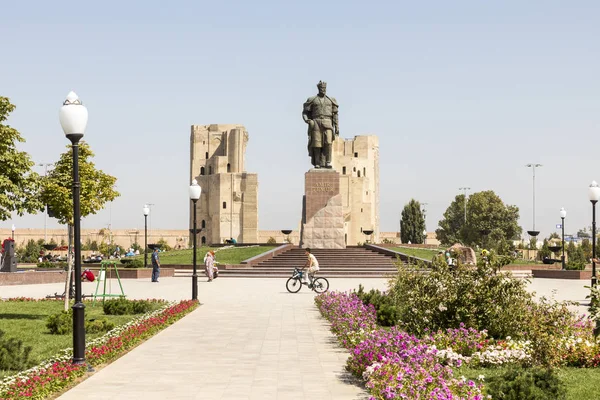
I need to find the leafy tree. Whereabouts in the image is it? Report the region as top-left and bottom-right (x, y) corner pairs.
(40, 142), (119, 226)
(39, 142), (119, 309)
(0, 97), (43, 220)
(538, 239), (552, 261)
(548, 232), (560, 240)
(400, 199), (426, 244)
(437, 191), (521, 251)
(435, 194), (466, 246)
(581, 238), (592, 261)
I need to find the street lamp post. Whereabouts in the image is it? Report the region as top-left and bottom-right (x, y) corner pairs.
(11, 224), (15, 240)
(59, 91), (88, 365)
(423, 229), (428, 245)
(143, 205), (150, 269)
(189, 179), (202, 301)
(589, 181), (600, 288)
(459, 187), (470, 223)
(526, 164), (542, 237)
(560, 207), (566, 270)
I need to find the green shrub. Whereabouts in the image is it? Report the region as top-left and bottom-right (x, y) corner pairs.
(131, 300), (153, 314)
(103, 298), (154, 315)
(266, 237), (276, 245)
(46, 311), (72, 335)
(120, 258), (144, 268)
(85, 318), (115, 334)
(388, 254), (532, 338)
(0, 330), (33, 371)
(36, 261), (66, 269)
(355, 284), (399, 327)
(486, 367), (566, 400)
(103, 297), (132, 315)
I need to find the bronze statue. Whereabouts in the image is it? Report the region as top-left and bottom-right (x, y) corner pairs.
(302, 81), (339, 168)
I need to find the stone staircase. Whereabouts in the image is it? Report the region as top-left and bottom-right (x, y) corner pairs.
(174, 246), (401, 278)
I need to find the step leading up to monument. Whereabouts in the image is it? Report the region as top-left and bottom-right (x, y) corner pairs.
(174, 246), (401, 278)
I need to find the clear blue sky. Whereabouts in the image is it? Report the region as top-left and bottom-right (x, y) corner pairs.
(2, 0), (600, 238)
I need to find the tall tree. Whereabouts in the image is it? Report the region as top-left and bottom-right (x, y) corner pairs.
(437, 190), (521, 250)
(40, 141), (119, 309)
(0, 97), (43, 220)
(435, 194), (466, 246)
(400, 199), (426, 244)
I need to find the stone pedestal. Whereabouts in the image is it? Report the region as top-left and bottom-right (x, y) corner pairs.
(300, 169), (345, 249)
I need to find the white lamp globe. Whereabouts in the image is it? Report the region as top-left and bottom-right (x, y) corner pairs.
(560, 207), (567, 219)
(189, 179), (201, 200)
(589, 181), (600, 202)
(59, 91), (88, 136)
(143, 205), (150, 216)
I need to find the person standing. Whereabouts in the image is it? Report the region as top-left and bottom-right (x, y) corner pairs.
(151, 247), (161, 282)
(205, 251), (215, 282)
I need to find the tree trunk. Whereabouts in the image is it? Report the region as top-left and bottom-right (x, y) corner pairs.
(64, 224), (74, 311)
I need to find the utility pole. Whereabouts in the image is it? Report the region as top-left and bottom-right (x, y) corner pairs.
(526, 164), (542, 232)
(38, 163), (53, 243)
(459, 187), (470, 223)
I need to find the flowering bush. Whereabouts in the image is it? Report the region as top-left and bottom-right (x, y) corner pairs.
(316, 292), (485, 399)
(0, 300), (198, 400)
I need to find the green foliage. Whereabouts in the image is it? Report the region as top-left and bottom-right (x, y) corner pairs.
(82, 238), (99, 251)
(131, 242), (142, 252)
(85, 318), (115, 334)
(0, 97), (43, 221)
(581, 239), (592, 261)
(548, 232), (560, 240)
(120, 258), (144, 268)
(266, 237), (276, 244)
(567, 242), (586, 270)
(17, 239), (43, 263)
(355, 284), (400, 327)
(388, 256), (532, 338)
(39, 142), (119, 226)
(46, 311), (72, 335)
(538, 239), (552, 260)
(400, 199), (426, 244)
(103, 298), (153, 315)
(436, 191), (521, 251)
(486, 367), (566, 400)
(0, 330), (33, 372)
(155, 238), (172, 251)
(36, 261), (66, 269)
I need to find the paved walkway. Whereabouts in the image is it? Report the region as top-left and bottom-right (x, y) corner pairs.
(43, 278), (386, 400)
(1, 276), (591, 399)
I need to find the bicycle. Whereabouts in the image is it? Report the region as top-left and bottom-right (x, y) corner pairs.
(286, 267), (329, 293)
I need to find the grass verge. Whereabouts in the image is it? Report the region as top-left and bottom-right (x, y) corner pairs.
(139, 246), (276, 265)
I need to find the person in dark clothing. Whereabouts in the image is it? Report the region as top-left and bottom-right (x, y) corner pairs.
(151, 248), (161, 282)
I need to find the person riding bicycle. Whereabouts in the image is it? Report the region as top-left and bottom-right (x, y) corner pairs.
(302, 248), (319, 287)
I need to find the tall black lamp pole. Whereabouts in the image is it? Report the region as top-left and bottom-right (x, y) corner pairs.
(143, 205), (149, 268)
(560, 207), (566, 270)
(59, 91), (88, 365)
(189, 179), (202, 300)
(589, 181), (600, 288)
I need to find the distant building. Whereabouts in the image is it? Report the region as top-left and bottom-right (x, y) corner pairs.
(189, 124), (259, 245)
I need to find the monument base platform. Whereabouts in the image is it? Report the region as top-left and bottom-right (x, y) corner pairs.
(300, 169), (345, 249)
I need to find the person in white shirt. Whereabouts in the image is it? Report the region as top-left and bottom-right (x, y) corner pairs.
(303, 248), (320, 287)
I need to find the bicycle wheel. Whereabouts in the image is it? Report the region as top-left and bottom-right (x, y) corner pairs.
(286, 277), (302, 293)
(312, 277), (329, 293)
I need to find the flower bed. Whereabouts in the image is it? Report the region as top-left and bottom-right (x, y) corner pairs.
(0, 299), (198, 400)
(316, 290), (600, 399)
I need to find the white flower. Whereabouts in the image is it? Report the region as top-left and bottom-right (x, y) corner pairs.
(478, 375), (485, 381)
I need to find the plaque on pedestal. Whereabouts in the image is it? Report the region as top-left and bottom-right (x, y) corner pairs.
(300, 169), (345, 249)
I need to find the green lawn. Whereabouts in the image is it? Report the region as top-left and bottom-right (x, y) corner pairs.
(0, 300), (161, 377)
(459, 366), (600, 400)
(142, 246), (276, 265)
(390, 247), (439, 260)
